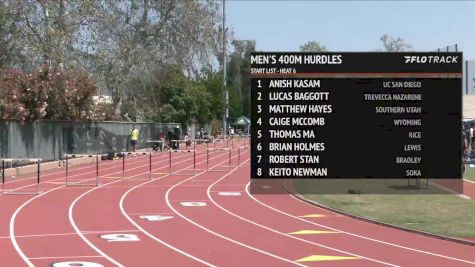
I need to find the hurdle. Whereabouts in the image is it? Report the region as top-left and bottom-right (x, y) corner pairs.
(207, 138), (230, 150)
(206, 147), (232, 172)
(120, 151), (153, 180)
(237, 146), (250, 166)
(236, 135), (250, 147)
(145, 140), (164, 151)
(228, 136), (249, 149)
(192, 138), (210, 144)
(64, 154), (105, 186)
(170, 139), (198, 150)
(1, 158), (42, 195)
(169, 149), (199, 175)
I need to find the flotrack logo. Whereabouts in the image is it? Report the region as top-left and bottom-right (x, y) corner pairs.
(404, 55), (459, 64)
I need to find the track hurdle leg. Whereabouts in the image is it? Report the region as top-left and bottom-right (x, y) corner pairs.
(65, 155), (69, 185)
(237, 146), (250, 167)
(121, 152), (151, 181)
(64, 154), (101, 186)
(1, 159), (5, 193)
(149, 152), (152, 181)
(36, 159), (40, 193)
(122, 154), (125, 180)
(169, 149), (198, 175)
(206, 148), (232, 172)
(238, 146), (242, 165)
(2, 158), (41, 195)
(169, 150), (172, 174)
(96, 155), (99, 186)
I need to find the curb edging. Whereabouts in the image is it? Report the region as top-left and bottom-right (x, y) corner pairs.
(283, 183), (475, 247)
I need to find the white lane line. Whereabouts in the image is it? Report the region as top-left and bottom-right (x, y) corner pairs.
(126, 212), (176, 216)
(207, 160), (398, 267)
(172, 200), (210, 202)
(0, 230), (141, 239)
(82, 230), (142, 234)
(210, 190), (244, 193)
(428, 181), (471, 199)
(176, 184), (215, 187)
(464, 179), (475, 185)
(9, 151), (186, 267)
(0, 233), (80, 239)
(165, 155), (309, 267)
(29, 255), (103, 260)
(248, 183), (475, 265)
(118, 151), (241, 267)
(68, 152), (210, 267)
(212, 184), (247, 187)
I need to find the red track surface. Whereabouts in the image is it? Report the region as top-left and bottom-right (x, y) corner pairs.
(1, 144), (475, 267)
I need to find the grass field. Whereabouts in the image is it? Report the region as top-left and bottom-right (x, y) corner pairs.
(296, 166), (475, 238)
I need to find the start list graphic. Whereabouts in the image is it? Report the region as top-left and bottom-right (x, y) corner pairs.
(251, 52), (462, 179)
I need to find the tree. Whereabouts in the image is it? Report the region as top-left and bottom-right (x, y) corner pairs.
(299, 41), (327, 52)
(122, 64), (214, 126)
(197, 69), (225, 120)
(92, 0), (223, 115)
(226, 39), (256, 121)
(5, 0), (99, 68)
(0, 65), (109, 121)
(0, 0), (228, 125)
(41, 66), (98, 121)
(0, 3), (20, 68)
(380, 34), (413, 52)
(0, 69), (32, 120)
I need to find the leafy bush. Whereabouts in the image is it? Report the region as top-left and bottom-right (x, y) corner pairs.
(0, 65), (120, 121)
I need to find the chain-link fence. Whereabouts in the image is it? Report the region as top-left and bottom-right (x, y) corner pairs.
(0, 120), (180, 161)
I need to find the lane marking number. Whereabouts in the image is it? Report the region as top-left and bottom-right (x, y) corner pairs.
(99, 234), (140, 242)
(179, 202), (207, 207)
(139, 215), (173, 221)
(52, 262), (104, 267)
(218, 192), (241, 196)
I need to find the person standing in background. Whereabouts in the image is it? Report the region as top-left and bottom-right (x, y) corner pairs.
(130, 125), (140, 152)
(185, 134), (191, 147)
(159, 131), (165, 151)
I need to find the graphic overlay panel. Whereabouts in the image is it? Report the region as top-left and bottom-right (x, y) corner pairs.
(250, 52), (463, 194)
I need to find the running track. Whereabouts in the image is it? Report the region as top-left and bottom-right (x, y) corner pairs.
(1, 145), (475, 266)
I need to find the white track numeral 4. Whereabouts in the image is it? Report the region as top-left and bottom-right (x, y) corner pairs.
(180, 202), (207, 207)
(100, 233), (140, 242)
(139, 215), (173, 221)
(218, 192), (241, 196)
(52, 262), (104, 267)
